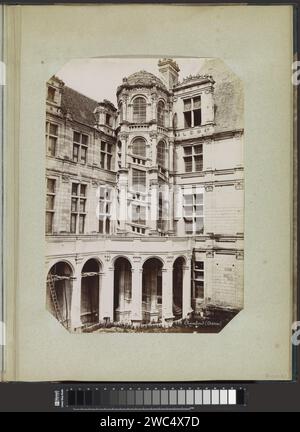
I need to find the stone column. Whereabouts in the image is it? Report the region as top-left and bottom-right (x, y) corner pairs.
(204, 184), (214, 234)
(119, 133), (128, 168)
(131, 260), (143, 325)
(116, 262), (126, 322)
(99, 259), (114, 322)
(149, 179), (158, 234)
(151, 92), (157, 122)
(150, 131), (157, 167)
(70, 257), (83, 331)
(182, 261), (193, 318)
(168, 139), (174, 172)
(162, 266), (174, 325)
(123, 93), (128, 122)
(204, 251), (214, 303)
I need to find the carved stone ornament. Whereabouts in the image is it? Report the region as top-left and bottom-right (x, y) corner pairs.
(236, 251), (244, 260)
(205, 184), (213, 192)
(235, 181), (244, 190)
(62, 174), (70, 183)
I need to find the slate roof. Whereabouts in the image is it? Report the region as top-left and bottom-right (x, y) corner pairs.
(117, 70), (168, 95)
(61, 86), (99, 127)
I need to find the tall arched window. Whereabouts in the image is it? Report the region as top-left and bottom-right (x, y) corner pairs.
(157, 141), (166, 167)
(133, 97), (146, 123)
(132, 137), (146, 158)
(157, 100), (165, 127)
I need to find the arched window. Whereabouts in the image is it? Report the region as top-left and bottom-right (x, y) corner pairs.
(132, 138), (146, 158)
(173, 113), (178, 129)
(157, 141), (166, 167)
(133, 97), (146, 123)
(157, 100), (165, 127)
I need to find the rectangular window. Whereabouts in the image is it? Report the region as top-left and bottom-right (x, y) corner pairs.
(73, 144), (79, 162)
(46, 178), (56, 234)
(194, 109), (202, 126)
(98, 186), (112, 234)
(193, 261), (204, 299)
(184, 111), (192, 128)
(100, 141), (113, 170)
(194, 155), (203, 172)
(183, 144), (203, 173)
(132, 168), (146, 192)
(47, 86), (55, 102)
(70, 182), (87, 234)
(183, 146), (192, 155)
(184, 156), (193, 173)
(46, 122), (58, 157)
(100, 153), (106, 169)
(105, 218), (110, 234)
(132, 204), (146, 225)
(46, 213), (54, 234)
(72, 131), (88, 164)
(183, 96), (202, 128)
(183, 188), (204, 235)
(184, 219), (193, 234)
(194, 281), (204, 299)
(70, 214), (77, 234)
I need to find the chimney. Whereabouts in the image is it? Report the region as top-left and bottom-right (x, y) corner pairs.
(158, 58), (180, 90)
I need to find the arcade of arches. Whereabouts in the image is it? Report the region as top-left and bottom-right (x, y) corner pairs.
(46, 255), (192, 330)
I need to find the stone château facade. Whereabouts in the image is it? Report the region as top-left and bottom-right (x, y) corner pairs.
(45, 58), (244, 332)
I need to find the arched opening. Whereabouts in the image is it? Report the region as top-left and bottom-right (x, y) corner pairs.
(81, 259), (101, 326)
(157, 100), (165, 127)
(173, 112), (178, 129)
(114, 257), (132, 322)
(46, 261), (73, 329)
(142, 258), (163, 323)
(132, 137), (146, 158)
(157, 140), (166, 167)
(132, 97), (146, 123)
(173, 257), (185, 319)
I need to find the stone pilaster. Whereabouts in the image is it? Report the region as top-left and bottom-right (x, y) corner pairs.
(162, 266), (174, 325)
(118, 171), (128, 231)
(149, 179), (158, 234)
(99, 261), (114, 322)
(150, 131), (157, 166)
(182, 262), (193, 318)
(131, 261), (143, 324)
(70, 257), (83, 331)
(119, 132), (128, 168)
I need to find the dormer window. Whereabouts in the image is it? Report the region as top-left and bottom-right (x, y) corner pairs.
(47, 86), (56, 102)
(183, 96), (202, 128)
(106, 113), (112, 126)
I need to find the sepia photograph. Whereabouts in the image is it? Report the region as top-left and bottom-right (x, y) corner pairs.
(45, 57), (244, 333)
